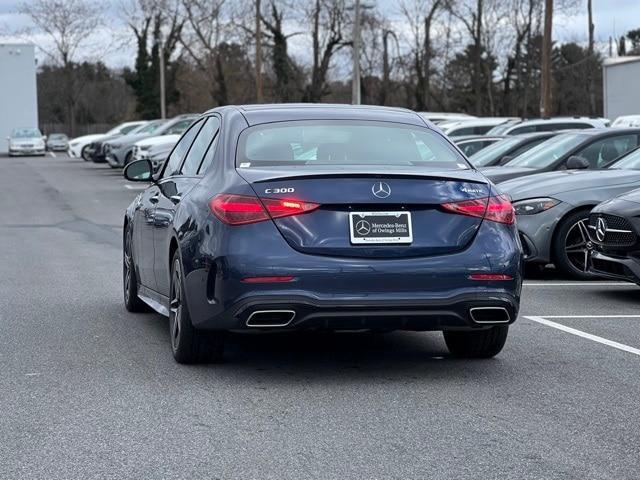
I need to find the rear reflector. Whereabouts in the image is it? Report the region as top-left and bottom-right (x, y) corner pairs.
(468, 274), (513, 281)
(441, 195), (515, 225)
(241, 276), (296, 283)
(210, 194), (319, 225)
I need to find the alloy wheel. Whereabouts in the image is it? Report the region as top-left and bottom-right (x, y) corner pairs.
(564, 218), (592, 273)
(169, 260), (182, 351)
(123, 230), (132, 303)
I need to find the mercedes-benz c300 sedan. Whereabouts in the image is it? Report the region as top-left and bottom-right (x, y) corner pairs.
(122, 104), (522, 364)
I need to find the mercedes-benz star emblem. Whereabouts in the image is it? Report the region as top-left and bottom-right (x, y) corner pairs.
(372, 182), (391, 199)
(596, 217), (607, 242)
(355, 220), (371, 236)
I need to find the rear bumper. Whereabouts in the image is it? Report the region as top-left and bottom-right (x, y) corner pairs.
(187, 288), (519, 331)
(588, 250), (640, 285)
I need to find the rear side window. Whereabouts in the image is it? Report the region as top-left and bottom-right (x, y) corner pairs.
(237, 121), (467, 170)
(162, 118), (204, 178)
(181, 116), (220, 176)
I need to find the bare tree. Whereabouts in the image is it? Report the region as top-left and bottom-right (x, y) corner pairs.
(178, 0), (230, 105)
(18, 0), (104, 134)
(304, 0), (349, 102)
(400, 0), (445, 110)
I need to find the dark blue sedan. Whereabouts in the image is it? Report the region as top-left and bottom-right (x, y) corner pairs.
(123, 104), (522, 363)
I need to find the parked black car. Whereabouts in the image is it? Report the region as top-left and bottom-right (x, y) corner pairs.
(481, 129), (640, 183)
(588, 188), (640, 285)
(469, 132), (559, 168)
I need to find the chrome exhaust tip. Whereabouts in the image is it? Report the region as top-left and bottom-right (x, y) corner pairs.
(469, 307), (511, 324)
(246, 310), (296, 328)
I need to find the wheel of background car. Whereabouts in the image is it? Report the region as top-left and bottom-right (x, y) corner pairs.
(123, 225), (150, 312)
(169, 252), (225, 364)
(124, 151), (132, 166)
(552, 209), (595, 280)
(81, 145), (91, 161)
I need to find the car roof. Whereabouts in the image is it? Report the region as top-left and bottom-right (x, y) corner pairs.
(206, 103), (428, 127)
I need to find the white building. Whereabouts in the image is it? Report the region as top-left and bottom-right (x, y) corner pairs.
(603, 56), (640, 121)
(0, 43), (38, 153)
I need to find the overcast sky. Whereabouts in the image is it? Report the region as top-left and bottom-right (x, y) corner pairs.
(1, 0), (639, 68)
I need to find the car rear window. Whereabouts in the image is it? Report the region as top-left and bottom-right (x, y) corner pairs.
(236, 121), (468, 169)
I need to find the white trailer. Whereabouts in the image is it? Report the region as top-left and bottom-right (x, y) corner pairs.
(603, 56), (640, 122)
(0, 43), (38, 154)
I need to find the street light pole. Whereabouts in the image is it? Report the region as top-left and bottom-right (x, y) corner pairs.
(351, 0), (361, 105)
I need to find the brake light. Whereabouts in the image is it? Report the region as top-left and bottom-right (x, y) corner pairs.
(441, 195), (515, 225)
(210, 194), (319, 225)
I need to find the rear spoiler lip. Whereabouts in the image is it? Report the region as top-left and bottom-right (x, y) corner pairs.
(236, 167), (488, 185)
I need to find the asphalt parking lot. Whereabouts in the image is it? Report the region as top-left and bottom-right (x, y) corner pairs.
(1, 153), (639, 479)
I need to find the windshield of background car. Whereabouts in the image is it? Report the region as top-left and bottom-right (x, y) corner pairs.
(505, 133), (586, 168)
(236, 121), (469, 169)
(609, 148), (640, 169)
(49, 134), (67, 140)
(12, 128), (42, 138)
(164, 119), (196, 135)
(486, 121), (520, 135)
(469, 137), (521, 166)
(136, 121), (165, 135)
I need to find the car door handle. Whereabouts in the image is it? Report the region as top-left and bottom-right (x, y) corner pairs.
(170, 195), (182, 205)
(149, 195), (160, 204)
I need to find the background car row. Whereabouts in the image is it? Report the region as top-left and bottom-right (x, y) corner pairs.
(60, 110), (640, 285)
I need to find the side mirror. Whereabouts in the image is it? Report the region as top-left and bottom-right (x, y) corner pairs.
(566, 155), (590, 170)
(42, 136), (47, 141)
(498, 155), (514, 166)
(124, 159), (154, 182)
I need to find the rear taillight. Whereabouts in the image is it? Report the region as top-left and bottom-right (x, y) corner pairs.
(441, 195), (515, 225)
(210, 194), (319, 225)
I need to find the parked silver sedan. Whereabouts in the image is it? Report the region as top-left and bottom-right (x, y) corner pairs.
(46, 133), (69, 151)
(500, 146), (640, 279)
(7, 127), (45, 156)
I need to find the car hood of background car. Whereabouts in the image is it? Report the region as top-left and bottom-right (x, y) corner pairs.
(135, 134), (180, 148)
(479, 166), (537, 183)
(501, 169), (640, 201)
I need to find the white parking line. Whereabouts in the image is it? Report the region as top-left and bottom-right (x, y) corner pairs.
(523, 282), (634, 286)
(525, 315), (640, 357)
(537, 315), (640, 319)
(124, 184), (147, 190)
(49, 151), (56, 158)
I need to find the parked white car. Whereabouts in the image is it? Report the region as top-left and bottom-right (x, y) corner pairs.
(7, 127), (46, 156)
(132, 134), (180, 162)
(612, 115), (640, 127)
(440, 118), (517, 137)
(417, 112), (477, 125)
(487, 117), (609, 135)
(68, 121), (147, 160)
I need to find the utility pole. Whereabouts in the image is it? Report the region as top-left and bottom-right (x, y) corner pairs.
(159, 37), (166, 119)
(255, 0), (263, 103)
(351, 0), (361, 105)
(540, 0), (553, 117)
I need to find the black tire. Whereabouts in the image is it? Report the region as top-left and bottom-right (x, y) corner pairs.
(552, 209), (595, 280)
(124, 151), (132, 167)
(169, 252), (225, 364)
(123, 225), (150, 312)
(443, 326), (509, 358)
(81, 145), (91, 161)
